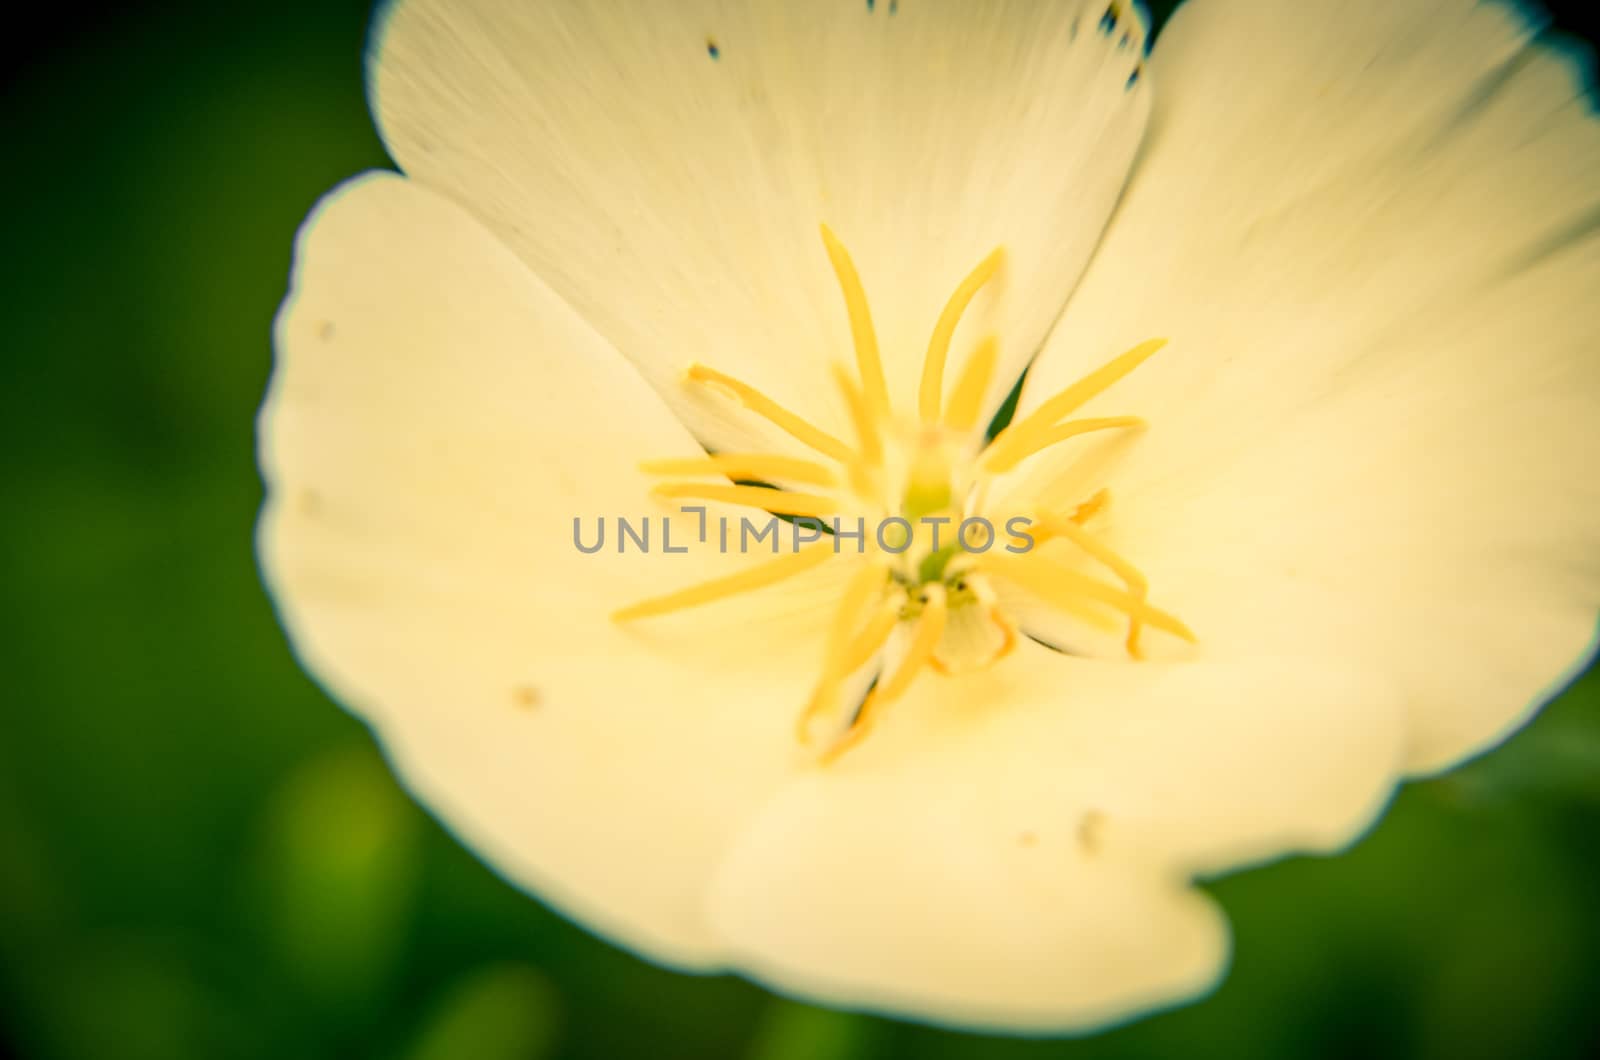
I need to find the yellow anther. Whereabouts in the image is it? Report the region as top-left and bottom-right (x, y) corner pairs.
(798, 567), (901, 744)
(835, 603), (902, 678)
(1030, 499), (1108, 546)
(920, 247), (1005, 423)
(983, 338), (1167, 471)
(686, 363), (854, 463)
(640, 454), (839, 488)
(830, 364), (882, 466)
(822, 585), (948, 763)
(1037, 514), (1152, 658)
(650, 482), (838, 518)
(611, 543), (835, 622)
(944, 335), (998, 432)
(822, 561), (892, 667)
(980, 416), (1146, 474)
(1070, 488), (1110, 525)
(988, 606), (1019, 662)
(829, 366), (884, 500)
(980, 552), (1195, 645)
(819, 224), (891, 418)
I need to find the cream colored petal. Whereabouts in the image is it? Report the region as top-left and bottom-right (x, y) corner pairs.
(259, 172), (862, 966)
(1010, 0), (1600, 773)
(709, 645), (1404, 1032)
(370, 0), (1151, 452)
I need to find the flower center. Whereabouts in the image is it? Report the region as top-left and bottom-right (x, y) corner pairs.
(615, 226), (1194, 761)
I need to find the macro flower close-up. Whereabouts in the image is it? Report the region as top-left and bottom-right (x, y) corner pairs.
(250, 0), (1600, 1039)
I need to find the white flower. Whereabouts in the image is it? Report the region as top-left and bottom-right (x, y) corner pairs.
(257, 0), (1600, 1034)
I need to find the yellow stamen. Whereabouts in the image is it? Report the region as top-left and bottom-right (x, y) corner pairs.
(797, 609), (900, 742)
(830, 365), (882, 466)
(635, 226), (1182, 759)
(686, 363), (853, 463)
(639, 454), (838, 488)
(822, 586), (948, 763)
(612, 542), (835, 622)
(828, 366), (883, 500)
(835, 604), (902, 678)
(1038, 515), (1152, 659)
(819, 224), (891, 418)
(1032, 494), (1111, 543)
(651, 482), (838, 518)
(1071, 488), (1110, 525)
(822, 562), (891, 667)
(944, 335), (998, 432)
(980, 416), (1146, 474)
(919, 248), (1006, 423)
(980, 552), (1195, 644)
(988, 605), (1019, 662)
(798, 579), (901, 744)
(983, 338), (1167, 471)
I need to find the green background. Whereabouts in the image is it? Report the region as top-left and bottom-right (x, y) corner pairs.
(3, 1), (1598, 1057)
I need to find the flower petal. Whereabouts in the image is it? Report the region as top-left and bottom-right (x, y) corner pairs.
(708, 646), (1403, 1031)
(259, 173), (854, 965)
(370, 0), (1151, 450)
(1014, 0), (1600, 773)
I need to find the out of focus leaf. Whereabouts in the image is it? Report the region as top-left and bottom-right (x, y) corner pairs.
(746, 1000), (879, 1060)
(246, 744), (422, 1009)
(28, 937), (256, 1060)
(400, 963), (561, 1060)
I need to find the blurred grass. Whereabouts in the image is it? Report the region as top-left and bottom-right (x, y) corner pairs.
(1, 1), (1597, 1058)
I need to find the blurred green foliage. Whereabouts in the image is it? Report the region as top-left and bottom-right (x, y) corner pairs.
(1, 1), (1597, 1057)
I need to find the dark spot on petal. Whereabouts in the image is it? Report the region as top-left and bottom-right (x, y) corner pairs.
(513, 685), (541, 709)
(706, 38), (720, 60)
(1078, 809), (1106, 856)
(1018, 830), (1038, 847)
(1126, 67), (1141, 89)
(1099, 9), (1116, 34)
(889, 0), (898, 13)
(866, 0), (874, 10)
(845, 674), (880, 725)
(1022, 630), (1078, 655)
